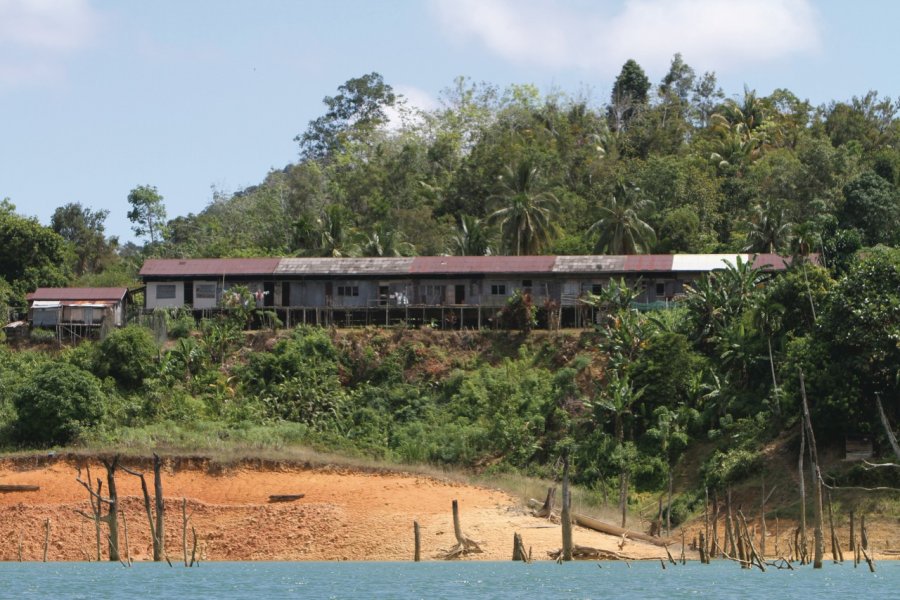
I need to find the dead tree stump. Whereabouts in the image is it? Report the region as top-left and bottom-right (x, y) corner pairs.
(439, 500), (482, 559)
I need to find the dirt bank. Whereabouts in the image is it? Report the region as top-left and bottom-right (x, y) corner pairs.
(0, 456), (671, 562)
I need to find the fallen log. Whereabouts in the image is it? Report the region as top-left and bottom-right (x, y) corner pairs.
(547, 545), (641, 561)
(566, 505), (677, 548)
(0, 484), (40, 493)
(268, 494), (306, 503)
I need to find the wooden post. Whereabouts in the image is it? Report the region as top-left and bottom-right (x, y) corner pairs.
(849, 511), (856, 555)
(561, 453), (573, 562)
(699, 532), (708, 564)
(43, 518), (51, 562)
(413, 521), (421, 562)
(189, 526), (199, 567)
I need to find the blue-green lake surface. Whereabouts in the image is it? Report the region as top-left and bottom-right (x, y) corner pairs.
(0, 560), (896, 599)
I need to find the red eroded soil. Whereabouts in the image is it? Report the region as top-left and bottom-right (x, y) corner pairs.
(0, 456), (668, 562)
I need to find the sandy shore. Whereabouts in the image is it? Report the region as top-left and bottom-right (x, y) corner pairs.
(0, 457), (672, 562)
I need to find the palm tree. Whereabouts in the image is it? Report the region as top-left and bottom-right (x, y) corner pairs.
(588, 182), (656, 254)
(448, 215), (492, 256)
(357, 226), (415, 257)
(594, 369), (644, 528)
(487, 160), (559, 255)
(743, 200), (792, 253)
(317, 205), (360, 257)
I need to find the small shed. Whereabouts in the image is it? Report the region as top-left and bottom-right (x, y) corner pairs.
(26, 287), (129, 329)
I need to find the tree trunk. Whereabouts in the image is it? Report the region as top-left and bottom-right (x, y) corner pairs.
(103, 457), (120, 562)
(561, 453), (573, 561)
(767, 336), (780, 416)
(875, 394), (900, 460)
(666, 466), (673, 538)
(760, 474), (767, 560)
(413, 521), (421, 562)
(798, 421), (808, 564)
(154, 454), (165, 562)
(799, 370), (824, 569)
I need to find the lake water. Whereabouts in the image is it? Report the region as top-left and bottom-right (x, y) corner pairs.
(0, 560), (896, 599)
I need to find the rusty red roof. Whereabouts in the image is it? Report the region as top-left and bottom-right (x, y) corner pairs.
(26, 287), (128, 302)
(622, 255), (675, 271)
(410, 256), (557, 274)
(140, 258), (281, 277)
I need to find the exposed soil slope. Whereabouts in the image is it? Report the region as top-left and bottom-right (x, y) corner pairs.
(0, 456), (670, 562)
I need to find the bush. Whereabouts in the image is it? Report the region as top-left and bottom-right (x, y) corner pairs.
(12, 362), (107, 446)
(96, 325), (158, 388)
(167, 309), (196, 339)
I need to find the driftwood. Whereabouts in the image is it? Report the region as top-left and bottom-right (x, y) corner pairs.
(547, 545), (639, 561)
(268, 494), (306, 503)
(439, 500), (483, 559)
(413, 521), (421, 562)
(0, 484), (40, 493)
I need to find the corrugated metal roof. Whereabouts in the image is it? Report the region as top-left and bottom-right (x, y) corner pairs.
(26, 287), (128, 301)
(623, 255), (675, 272)
(553, 256), (627, 273)
(139, 258), (281, 277)
(275, 257), (414, 276)
(410, 256), (556, 274)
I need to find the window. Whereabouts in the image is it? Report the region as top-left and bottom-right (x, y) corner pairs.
(522, 279), (532, 288)
(591, 284), (604, 294)
(491, 284), (507, 296)
(156, 284), (176, 299)
(196, 284), (216, 299)
(421, 284), (445, 303)
(337, 286), (359, 297)
(656, 282), (666, 296)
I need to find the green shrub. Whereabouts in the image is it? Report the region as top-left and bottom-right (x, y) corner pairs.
(29, 328), (56, 343)
(167, 309), (196, 339)
(12, 362), (107, 446)
(96, 325), (158, 388)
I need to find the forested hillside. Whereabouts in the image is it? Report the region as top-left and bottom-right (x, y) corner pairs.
(1, 58), (899, 523)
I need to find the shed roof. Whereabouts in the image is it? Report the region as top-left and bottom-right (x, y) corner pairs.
(140, 258), (281, 277)
(410, 256), (556, 274)
(26, 287), (128, 302)
(275, 257), (414, 276)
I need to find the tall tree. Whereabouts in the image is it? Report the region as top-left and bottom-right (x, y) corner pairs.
(127, 185), (167, 246)
(609, 59), (650, 131)
(487, 160), (559, 255)
(0, 199), (70, 300)
(296, 72), (397, 160)
(51, 203), (115, 276)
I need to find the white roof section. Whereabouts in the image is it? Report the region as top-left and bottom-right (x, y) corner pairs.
(670, 254), (748, 272)
(31, 301), (61, 309)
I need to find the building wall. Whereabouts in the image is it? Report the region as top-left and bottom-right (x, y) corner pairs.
(146, 281), (184, 309)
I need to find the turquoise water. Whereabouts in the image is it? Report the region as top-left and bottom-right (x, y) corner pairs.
(0, 560), (896, 599)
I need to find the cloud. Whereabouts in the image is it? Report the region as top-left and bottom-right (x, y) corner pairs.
(0, 0), (103, 86)
(384, 84), (440, 130)
(433, 0), (821, 76)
